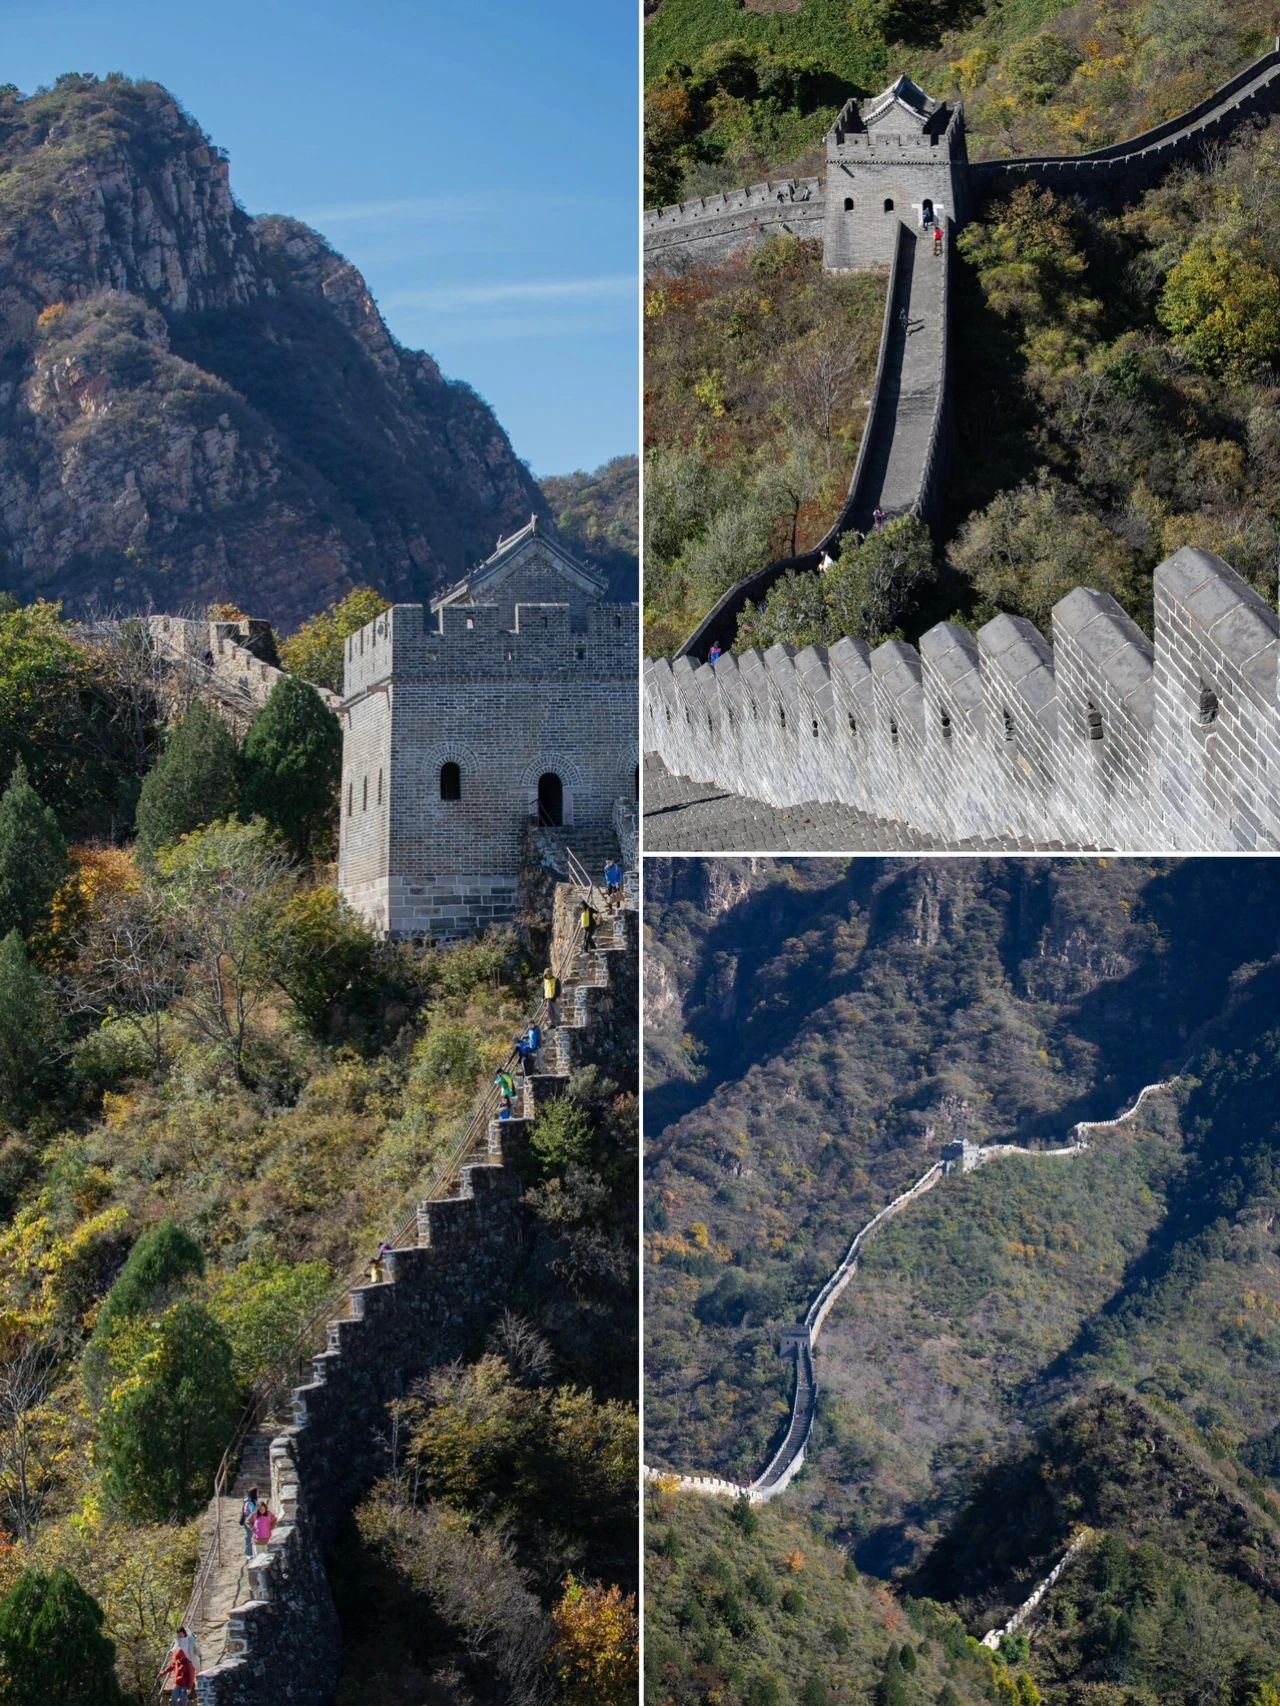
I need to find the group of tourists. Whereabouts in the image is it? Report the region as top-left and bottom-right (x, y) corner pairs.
(773, 183), (812, 203)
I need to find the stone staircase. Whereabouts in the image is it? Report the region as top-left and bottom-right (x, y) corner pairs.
(186, 884), (636, 1704)
(850, 223), (947, 530)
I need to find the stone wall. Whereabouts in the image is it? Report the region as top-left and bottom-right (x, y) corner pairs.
(645, 549), (1280, 851)
(643, 180), (823, 275)
(971, 44), (1280, 202)
(338, 598), (638, 939)
(146, 615), (340, 726)
(198, 889), (638, 1704)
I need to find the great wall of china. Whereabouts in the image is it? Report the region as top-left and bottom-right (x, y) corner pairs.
(643, 48), (1280, 849)
(644, 1073), (1179, 1509)
(177, 879), (637, 1706)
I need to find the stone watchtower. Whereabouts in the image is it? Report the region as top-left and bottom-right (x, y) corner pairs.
(338, 519), (638, 939)
(823, 74), (970, 271)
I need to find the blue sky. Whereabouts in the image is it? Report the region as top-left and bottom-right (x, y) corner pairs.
(4, 0), (638, 475)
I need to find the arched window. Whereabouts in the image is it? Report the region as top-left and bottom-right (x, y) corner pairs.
(537, 772), (564, 827)
(883, 197), (895, 212)
(844, 196), (854, 212)
(440, 761), (461, 801)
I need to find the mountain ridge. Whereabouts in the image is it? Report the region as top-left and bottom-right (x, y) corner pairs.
(0, 72), (634, 626)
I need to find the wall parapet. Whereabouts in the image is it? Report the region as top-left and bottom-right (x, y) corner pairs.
(645, 549), (1280, 851)
(191, 887), (638, 1705)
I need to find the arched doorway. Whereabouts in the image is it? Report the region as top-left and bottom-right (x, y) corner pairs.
(883, 197), (895, 212)
(843, 196), (854, 211)
(537, 771), (564, 826)
(922, 197), (934, 226)
(440, 761), (461, 801)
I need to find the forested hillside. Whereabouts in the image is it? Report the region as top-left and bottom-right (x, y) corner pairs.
(0, 594), (637, 1702)
(644, 857), (1280, 1706)
(644, 0), (1280, 654)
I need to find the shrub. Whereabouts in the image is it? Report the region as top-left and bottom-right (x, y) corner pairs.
(0, 1567), (123, 1705)
(530, 1097), (595, 1176)
(82, 1220), (205, 1406)
(279, 587), (389, 695)
(0, 759), (69, 939)
(0, 929), (64, 1122)
(273, 885), (378, 1036)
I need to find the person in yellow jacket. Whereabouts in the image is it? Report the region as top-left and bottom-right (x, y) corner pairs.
(543, 967), (559, 1027)
(580, 899), (596, 950)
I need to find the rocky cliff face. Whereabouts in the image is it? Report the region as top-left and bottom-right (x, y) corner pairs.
(0, 73), (559, 626)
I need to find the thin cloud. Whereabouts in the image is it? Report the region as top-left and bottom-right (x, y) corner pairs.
(385, 275), (635, 314)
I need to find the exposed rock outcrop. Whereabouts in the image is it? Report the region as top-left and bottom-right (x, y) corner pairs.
(0, 73), (553, 626)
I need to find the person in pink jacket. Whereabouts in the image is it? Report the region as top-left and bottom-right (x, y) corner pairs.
(252, 1500), (276, 1552)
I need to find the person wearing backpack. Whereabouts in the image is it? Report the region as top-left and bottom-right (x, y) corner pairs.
(580, 899), (596, 951)
(604, 859), (623, 909)
(240, 1485), (259, 1558)
(543, 967), (559, 1027)
(494, 1068), (516, 1118)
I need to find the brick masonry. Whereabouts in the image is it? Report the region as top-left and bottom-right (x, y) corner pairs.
(644, 548), (1280, 851)
(338, 521), (638, 939)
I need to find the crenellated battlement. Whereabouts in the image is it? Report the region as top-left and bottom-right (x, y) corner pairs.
(644, 549), (1280, 851)
(193, 887), (638, 1705)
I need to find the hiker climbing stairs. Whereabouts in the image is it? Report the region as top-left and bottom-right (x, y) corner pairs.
(176, 871), (636, 1703)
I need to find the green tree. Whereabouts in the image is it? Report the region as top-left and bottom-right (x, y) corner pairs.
(0, 930), (63, 1122)
(272, 885), (378, 1035)
(1158, 242), (1280, 377)
(0, 759), (68, 939)
(83, 1221), (205, 1406)
(134, 703), (241, 859)
(0, 1566), (123, 1706)
(279, 587), (389, 695)
(530, 1096), (595, 1176)
(97, 1298), (239, 1521)
(948, 476), (1142, 632)
(155, 818), (298, 1081)
(242, 676), (342, 857)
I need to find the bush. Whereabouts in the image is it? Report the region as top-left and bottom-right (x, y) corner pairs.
(83, 1219), (205, 1406)
(530, 1097), (595, 1176)
(410, 1023), (483, 1094)
(0, 929), (64, 1122)
(279, 587), (389, 695)
(207, 1253), (332, 1388)
(273, 885), (379, 1036)
(0, 758), (68, 939)
(0, 1566), (123, 1705)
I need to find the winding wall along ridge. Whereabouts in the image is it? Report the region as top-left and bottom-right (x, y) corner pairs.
(184, 887), (638, 1706)
(649, 47), (1280, 668)
(646, 1074), (1178, 1506)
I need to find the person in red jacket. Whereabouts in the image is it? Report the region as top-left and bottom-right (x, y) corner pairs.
(161, 1641), (197, 1706)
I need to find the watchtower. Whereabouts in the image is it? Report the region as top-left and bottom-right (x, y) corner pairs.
(823, 74), (970, 271)
(337, 519), (638, 940)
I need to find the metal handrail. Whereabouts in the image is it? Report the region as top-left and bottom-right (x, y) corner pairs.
(167, 861), (618, 1676)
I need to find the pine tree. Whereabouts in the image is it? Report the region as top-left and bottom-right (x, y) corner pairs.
(134, 702), (241, 858)
(0, 929), (63, 1121)
(0, 1566), (123, 1705)
(97, 1297), (239, 1521)
(241, 675), (342, 857)
(0, 758), (68, 938)
(82, 1220), (206, 1406)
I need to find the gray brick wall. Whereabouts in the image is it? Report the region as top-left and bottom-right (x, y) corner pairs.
(644, 549), (1280, 851)
(339, 537), (638, 939)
